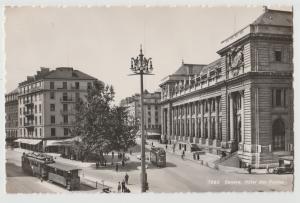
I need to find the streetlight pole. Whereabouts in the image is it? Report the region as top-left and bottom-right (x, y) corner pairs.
(129, 45), (153, 192)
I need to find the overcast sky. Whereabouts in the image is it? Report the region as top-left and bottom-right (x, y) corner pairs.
(5, 6), (292, 104)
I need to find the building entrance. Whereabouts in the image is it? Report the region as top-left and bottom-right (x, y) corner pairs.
(273, 119), (285, 151)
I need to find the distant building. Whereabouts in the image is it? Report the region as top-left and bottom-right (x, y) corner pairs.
(159, 8), (293, 167)
(16, 67), (98, 153)
(5, 88), (19, 144)
(120, 90), (161, 138)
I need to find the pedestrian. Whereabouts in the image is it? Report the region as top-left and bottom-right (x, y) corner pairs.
(40, 175), (43, 182)
(116, 163), (119, 172)
(266, 164), (269, 174)
(165, 144), (168, 150)
(193, 153), (196, 160)
(112, 151), (114, 159)
(248, 164), (252, 174)
(104, 159), (107, 167)
(125, 173), (129, 185)
(122, 159), (125, 167)
(121, 180), (126, 192)
(117, 182), (121, 193)
(197, 153), (200, 160)
(181, 150), (185, 160)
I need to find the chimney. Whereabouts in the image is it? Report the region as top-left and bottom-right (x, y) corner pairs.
(263, 6), (268, 13)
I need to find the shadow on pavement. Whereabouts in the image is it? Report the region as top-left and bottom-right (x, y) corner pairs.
(6, 162), (28, 178)
(92, 161), (177, 172)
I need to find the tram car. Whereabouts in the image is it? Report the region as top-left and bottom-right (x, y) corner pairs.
(21, 152), (81, 190)
(150, 147), (166, 167)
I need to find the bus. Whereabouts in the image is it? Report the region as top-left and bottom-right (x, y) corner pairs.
(150, 147), (166, 167)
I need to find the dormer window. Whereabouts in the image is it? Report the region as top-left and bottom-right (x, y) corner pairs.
(275, 50), (282, 62)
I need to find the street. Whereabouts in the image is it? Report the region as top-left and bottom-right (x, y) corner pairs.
(6, 146), (293, 193)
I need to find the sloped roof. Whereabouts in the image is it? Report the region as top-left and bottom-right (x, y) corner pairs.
(6, 88), (18, 95)
(252, 9), (292, 27)
(199, 58), (222, 75)
(19, 67), (97, 86)
(44, 67), (97, 80)
(173, 63), (206, 76)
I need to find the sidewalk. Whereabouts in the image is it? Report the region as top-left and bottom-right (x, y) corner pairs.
(148, 140), (269, 174)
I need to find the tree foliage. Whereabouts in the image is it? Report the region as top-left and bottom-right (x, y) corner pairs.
(70, 80), (136, 161)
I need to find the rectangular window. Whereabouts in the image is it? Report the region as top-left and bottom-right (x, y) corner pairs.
(40, 128), (42, 137)
(75, 82), (80, 89)
(35, 105), (37, 113)
(75, 92), (80, 101)
(87, 82), (92, 90)
(39, 104), (42, 113)
(276, 89), (282, 106)
(63, 82), (67, 89)
(35, 116), (37, 125)
(39, 116), (42, 124)
(50, 92), (55, 99)
(148, 105), (151, 110)
(275, 51), (282, 62)
(50, 82), (54, 89)
(51, 128), (56, 136)
(50, 104), (55, 111)
(51, 116), (55, 124)
(64, 128), (69, 136)
(63, 115), (68, 124)
(63, 92), (68, 101)
(19, 118), (22, 126)
(63, 104), (68, 111)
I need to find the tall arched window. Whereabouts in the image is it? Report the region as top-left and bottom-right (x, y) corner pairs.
(273, 119), (285, 151)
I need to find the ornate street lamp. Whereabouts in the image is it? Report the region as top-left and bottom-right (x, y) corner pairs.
(129, 45), (153, 192)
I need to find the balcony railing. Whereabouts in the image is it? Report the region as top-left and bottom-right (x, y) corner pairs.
(60, 97), (75, 103)
(24, 111), (34, 117)
(24, 100), (34, 106)
(24, 122), (34, 129)
(60, 109), (76, 115)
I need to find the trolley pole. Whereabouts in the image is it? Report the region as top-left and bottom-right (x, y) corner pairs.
(129, 45), (153, 192)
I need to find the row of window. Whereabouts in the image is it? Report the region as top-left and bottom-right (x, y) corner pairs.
(19, 93), (42, 105)
(51, 115), (69, 124)
(20, 116), (42, 126)
(50, 81), (92, 90)
(20, 104), (42, 115)
(19, 127), (69, 137)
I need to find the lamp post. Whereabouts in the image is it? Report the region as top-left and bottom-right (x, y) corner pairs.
(129, 45), (153, 192)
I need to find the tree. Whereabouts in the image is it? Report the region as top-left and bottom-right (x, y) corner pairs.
(71, 80), (115, 161)
(70, 80), (136, 162)
(108, 106), (137, 152)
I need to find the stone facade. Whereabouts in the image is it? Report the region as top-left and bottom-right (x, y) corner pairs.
(120, 90), (162, 136)
(17, 67), (97, 151)
(5, 88), (19, 142)
(159, 8), (293, 167)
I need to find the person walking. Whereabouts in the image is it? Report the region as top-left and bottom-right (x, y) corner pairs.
(181, 150), (185, 160)
(115, 163), (119, 172)
(247, 164), (252, 174)
(125, 173), (129, 185)
(117, 182), (121, 193)
(121, 179), (126, 192)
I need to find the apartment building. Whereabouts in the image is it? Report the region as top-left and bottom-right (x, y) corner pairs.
(16, 67), (97, 152)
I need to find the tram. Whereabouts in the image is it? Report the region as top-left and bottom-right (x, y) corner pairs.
(150, 147), (166, 167)
(21, 152), (81, 190)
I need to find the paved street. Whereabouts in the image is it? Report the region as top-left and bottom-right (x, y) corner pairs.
(6, 146), (293, 193)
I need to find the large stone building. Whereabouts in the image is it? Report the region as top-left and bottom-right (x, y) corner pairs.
(5, 88), (19, 144)
(120, 90), (162, 138)
(15, 67), (97, 152)
(159, 8), (293, 167)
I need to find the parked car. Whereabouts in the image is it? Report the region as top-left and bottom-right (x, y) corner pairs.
(190, 144), (201, 152)
(273, 156), (294, 174)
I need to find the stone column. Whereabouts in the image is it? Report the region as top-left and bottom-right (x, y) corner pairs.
(214, 97), (220, 147)
(229, 92), (237, 152)
(161, 107), (164, 140)
(239, 90), (245, 152)
(189, 103), (193, 142)
(207, 99), (212, 145)
(200, 100), (205, 144)
(229, 93), (235, 142)
(194, 101), (199, 143)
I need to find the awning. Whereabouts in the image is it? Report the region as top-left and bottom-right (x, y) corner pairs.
(14, 138), (42, 145)
(45, 136), (81, 147)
